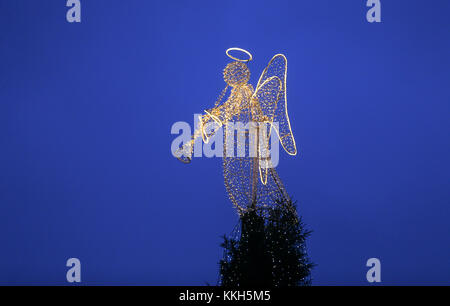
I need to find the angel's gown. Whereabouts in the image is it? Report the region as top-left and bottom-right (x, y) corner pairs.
(201, 83), (291, 215)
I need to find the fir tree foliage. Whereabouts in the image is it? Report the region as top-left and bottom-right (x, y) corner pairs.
(219, 197), (313, 286)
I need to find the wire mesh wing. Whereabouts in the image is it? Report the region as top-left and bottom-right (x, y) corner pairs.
(251, 76), (282, 184)
(255, 54), (297, 156)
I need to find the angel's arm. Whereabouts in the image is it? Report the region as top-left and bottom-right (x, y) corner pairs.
(175, 104), (226, 163)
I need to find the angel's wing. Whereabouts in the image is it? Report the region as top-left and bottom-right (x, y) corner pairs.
(255, 54), (297, 156)
(251, 75), (282, 184)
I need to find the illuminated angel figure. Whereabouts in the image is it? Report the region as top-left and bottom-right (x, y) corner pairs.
(175, 48), (297, 215)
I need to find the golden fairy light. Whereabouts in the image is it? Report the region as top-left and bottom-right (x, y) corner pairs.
(176, 48), (297, 214)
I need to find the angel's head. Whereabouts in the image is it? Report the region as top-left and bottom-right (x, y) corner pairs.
(223, 61), (250, 87)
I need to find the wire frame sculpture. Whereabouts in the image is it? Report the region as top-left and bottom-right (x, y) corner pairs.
(175, 48), (297, 215)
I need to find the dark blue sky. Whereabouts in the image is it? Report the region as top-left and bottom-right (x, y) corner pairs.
(0, 1), (449, 285)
